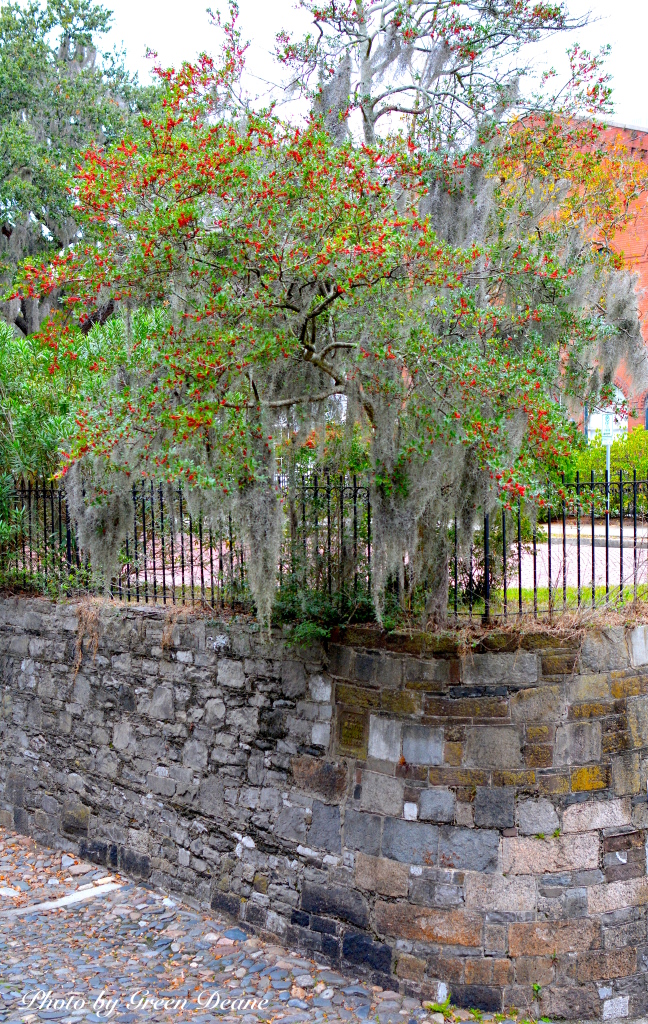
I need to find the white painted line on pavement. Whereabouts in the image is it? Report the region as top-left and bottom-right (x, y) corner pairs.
(0, 880), (122, 917)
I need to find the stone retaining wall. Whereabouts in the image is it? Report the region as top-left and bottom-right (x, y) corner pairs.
(1, 598), (648, 1019)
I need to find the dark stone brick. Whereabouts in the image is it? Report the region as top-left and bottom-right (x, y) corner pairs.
(286, 923), (323, 953)
(438, 825), (499, 872)
(118, 847), (151, 879)
(301, 881), (369, 928)
(474, 787), (515, 828)
(79, 838), (109, 867)
(259, 708), (287, 741)
(244, 903), (267, 927)
(320, 934), (341, 961)
(311, 914), (337, 934)
(328, 645), (354, 679)
(342, 932), (392, 974)
(291, 909), (310, 927)
(211, 890), (241, 918)
(343, 808), (381, 856)
(118, 684), (135, 711)
(13, 806), (30, 834)
(355, 653), (379, 684)
(381, 818), (438, 865)
(6, 771), (25, 805)
(308, 800), (341, 853)
(452, 986), (502, 1013)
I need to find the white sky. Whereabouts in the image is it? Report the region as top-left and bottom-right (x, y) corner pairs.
(102, 0), (648, 128)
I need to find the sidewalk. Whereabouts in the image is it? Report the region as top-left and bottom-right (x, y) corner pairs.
(0, 828), (430, 1024)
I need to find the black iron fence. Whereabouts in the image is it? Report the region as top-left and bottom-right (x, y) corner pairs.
(3, 470), (648, 621)
(0, 475), (372, 614)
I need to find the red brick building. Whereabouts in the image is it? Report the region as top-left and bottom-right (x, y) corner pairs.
(600, 124), (648, 428)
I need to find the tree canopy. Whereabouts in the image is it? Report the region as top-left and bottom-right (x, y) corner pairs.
(6, 3), (648, 623)
(0, 0), (154, 335)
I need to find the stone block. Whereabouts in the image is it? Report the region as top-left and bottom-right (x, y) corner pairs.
(464, 959), (493, 985)
(368, 715), (402, 762)
(464, 872), (536, 913)
(148, 685), (174, 720)
(217, 659), (245, 689)
(462, 652), (538, 685)
(425, 695), (508, 718)
(337, 708), (369, 757)
(571, 764), (609, 791)
(516, 797), (559, 836)
(147, 774), (176, 797)
(402, 725), (444, 766)
(342, 932), (392, 973)
(308, 800), (341, 853)
(119, 847), (151, 879)
(626, 695), (648, 747)
(438, 826), (499, 872)
(374, 901), (483, 946)
(464, 727), (522, 769)
(61, 798), (89, 835)
(381, 818), (438, 865)
(301, 881), (369, 928)
(182, 739), (208, 769)
(554, 722), (601, 766)
(381, 690), (420, 716)
(42, 795), (59, 815)
(344, 808), (381, 856)
(211, 890), (241, 917)
(513, 956), (555, 986)
(587, 876), (648, 914)
(474, 787), (515, 828)
(112, 720), (136, 754)
(395, 953), (426, 981)
(419, 787), (456, 823)
(204, 698), (226, 725)
(309, 675), (332, 702)
(360, 772), (404, 816)
(336, 683), (380, 709)
(292, 755), (347, 800)
(508, 919), (600, 957)
(603, 995), (629, 1020)
(562, 797), (631, 833)
(541, 652), (578, 675)
(568, 674), (611, 702)
(611, 752), (641, 796)
(581, 629), (628, 672)
(403, 657), (449, 684)
(275, 804), (309, 842)
(541, 985), (600, 1021)
(629, 625), (648, 667)
(375, 655), (402, 688)
(355, 852), (409, 897)
(328, 643), (354, 678)
(311, 722), (330, 747)
(354, 652), (380, 683)
(511, 685), (564, 722)
(451, 986), (501, 1013)
(502, 834), (598, 875)
(577, 949), (637, 982)
(408, 872), (464, 908)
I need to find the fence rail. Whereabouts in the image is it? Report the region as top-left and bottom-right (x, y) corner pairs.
(3, 470), (648, 621)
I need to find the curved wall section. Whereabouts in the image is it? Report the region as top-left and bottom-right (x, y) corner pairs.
(1, 599), (648, 1019)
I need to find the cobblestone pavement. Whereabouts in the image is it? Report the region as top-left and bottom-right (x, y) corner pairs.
(0, 829), (452, 1024)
